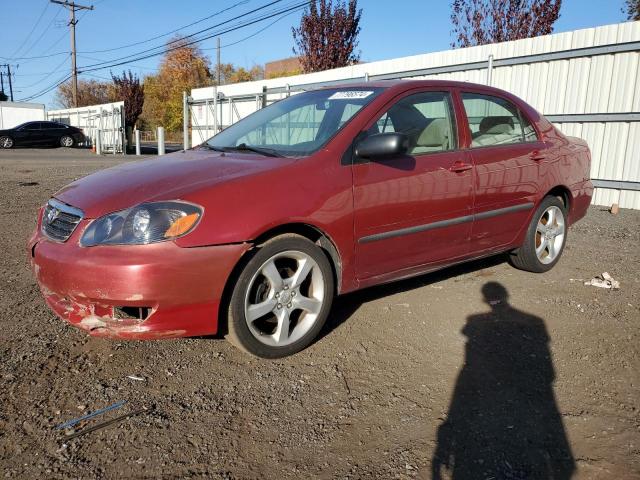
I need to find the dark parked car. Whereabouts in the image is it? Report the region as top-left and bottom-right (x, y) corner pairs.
(0, 121), (84, 148)
(29, 80), (593, 358)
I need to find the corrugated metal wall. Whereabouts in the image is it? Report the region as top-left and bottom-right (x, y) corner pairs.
(191, 21), (640, 209)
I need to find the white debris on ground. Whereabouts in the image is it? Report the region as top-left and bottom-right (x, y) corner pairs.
(584, 272), (620, 290)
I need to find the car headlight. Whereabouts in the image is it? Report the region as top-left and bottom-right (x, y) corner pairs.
(80, 201), (202, 246)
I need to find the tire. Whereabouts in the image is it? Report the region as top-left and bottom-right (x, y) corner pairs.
(60, 135), (74, 148)
(509, 196), (567, 273)
(226, 234), (335, 358)
(0, 136), (14, 149)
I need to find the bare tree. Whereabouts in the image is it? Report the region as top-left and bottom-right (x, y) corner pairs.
(451, 0), (562, 48)
(54, 79), (113, 108)
(292, 0), (362, 73)
(111, 70), (144, 128)
(623, 0), (640, 20)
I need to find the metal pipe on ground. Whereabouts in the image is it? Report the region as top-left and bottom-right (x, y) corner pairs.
(183, 91), (190, 151)
(157, 127), (165, 156)
(135, 129), (141, 156)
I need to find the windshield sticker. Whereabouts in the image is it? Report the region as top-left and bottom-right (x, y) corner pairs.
(328, 90), (374, 100)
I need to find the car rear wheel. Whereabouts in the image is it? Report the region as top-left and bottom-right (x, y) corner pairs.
(60, 135), (74, 147)
(509, 196), (567, 273)
(0, 136), (14, 149)
(226, 234), (334, 358)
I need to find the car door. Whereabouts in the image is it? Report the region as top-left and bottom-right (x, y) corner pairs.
(40, 122), (63, 145)
(460, 92), (545, 252)
(17, 122), (43, 146)
(352, 89), (474, 280)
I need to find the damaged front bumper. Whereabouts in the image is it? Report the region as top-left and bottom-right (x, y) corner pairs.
(28, 220), (250, 340)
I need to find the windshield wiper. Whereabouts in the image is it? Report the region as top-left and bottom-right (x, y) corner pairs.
(201, 144), (226, 152)
(225, 143), (283, 157)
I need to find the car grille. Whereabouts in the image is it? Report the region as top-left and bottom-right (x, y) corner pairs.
(42, 199), (84, 242)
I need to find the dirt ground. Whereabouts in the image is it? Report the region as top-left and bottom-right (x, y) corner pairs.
(1, 148), (638, 479)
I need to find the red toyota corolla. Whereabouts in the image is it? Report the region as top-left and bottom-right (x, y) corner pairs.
(28, 80), (593, 358)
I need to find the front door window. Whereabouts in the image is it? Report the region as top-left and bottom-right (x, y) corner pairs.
(367, 91), (456, 155)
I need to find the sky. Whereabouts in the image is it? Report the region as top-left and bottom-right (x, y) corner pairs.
(0, 0), (630, 107)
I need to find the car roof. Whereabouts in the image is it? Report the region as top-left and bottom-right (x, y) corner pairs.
(322, 79), (514, 96)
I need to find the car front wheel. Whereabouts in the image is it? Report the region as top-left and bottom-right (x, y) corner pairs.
(0, 136), (14, 149)
(60, 135), (74, 147)
(509, 196), (567, 273)
(226, 234), (334, 358)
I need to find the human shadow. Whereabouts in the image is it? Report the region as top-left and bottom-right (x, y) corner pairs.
(432, 282), (575, 480)
(319, 255), (509, 341)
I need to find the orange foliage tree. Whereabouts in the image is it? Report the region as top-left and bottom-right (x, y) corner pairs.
(140, 37), (212, 133)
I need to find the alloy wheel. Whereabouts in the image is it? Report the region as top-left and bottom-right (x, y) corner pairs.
(0, 136), (13, 148)
(535, 205), (565, 264)
(244, 250), (325, 347)
(61, 136), (73, 147)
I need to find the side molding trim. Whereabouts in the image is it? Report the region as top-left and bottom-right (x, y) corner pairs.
(358, 202), (534, 244)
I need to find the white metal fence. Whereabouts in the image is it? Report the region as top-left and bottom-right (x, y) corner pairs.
(47, 101), (126, 154)
(189, 21), (640, 210)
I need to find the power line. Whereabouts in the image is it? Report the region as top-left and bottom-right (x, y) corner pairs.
(19, 53), (70, 89)
(9, 2), (51, 59)
(50, 0), (94, 107)
(0, 51), (69, 61)
(26, 8), (91, 63)
(14, 0), (307, 103)
(78, 0), (289, 70)
(78, 0), (251, 54)
(79, 1), (307, 74)
(13, 8), (63, 61)
(205, 7), (298, 51)
(81, 72), (111, 81)
(19, 72), (72, 102)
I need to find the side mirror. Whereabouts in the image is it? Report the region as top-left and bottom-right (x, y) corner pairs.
(355, 132), (409, 160)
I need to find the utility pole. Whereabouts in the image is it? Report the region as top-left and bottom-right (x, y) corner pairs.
(0, 65), (14, 101)
(6, 65), (13, 101)
(50, 0), (94, 108)
(1, 65), (12, 101)
(216, 37), (221, 86)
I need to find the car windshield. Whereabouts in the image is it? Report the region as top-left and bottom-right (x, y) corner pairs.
(206, 87), (384, 157)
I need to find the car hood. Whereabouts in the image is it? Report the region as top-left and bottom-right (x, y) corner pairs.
(54, 149), (294, 218)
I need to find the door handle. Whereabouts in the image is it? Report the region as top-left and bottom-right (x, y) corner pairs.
(530, 150), (546, 161)
(449, 161), (473, 173)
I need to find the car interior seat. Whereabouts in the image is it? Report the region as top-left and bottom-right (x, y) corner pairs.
(473, 116), (517, 146)
(413, 118), (450, 154)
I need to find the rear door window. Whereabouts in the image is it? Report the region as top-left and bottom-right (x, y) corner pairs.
(42, 122), (64, 130)
(461, 93), (537, 147)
